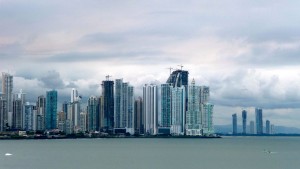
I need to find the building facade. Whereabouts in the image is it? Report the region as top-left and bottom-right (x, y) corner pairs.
(2, 72), (13, 128)
(46, 90), (57, 130)
(101, 80), (114, 133)
(161, 84), (172, 128)
(143, 84), (158, 135)
(185, 80), (201, 136)
(232, 113), (237, 135)
(255, 108), (263, 135)
(171, 86), (185, 135)
(242, 110), (247, 134)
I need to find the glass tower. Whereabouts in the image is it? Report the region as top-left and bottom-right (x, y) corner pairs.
(46, 90), (57, 130)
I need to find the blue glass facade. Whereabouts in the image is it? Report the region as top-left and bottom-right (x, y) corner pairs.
(46, 90), (57, 130)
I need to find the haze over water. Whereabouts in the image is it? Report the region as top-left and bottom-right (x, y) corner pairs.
(1, 137), (299, 169)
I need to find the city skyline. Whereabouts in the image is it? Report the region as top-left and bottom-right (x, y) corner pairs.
(1, 0), (300, 128)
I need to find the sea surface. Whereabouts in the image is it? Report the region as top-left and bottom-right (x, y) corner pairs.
(0, 137), (299, 169)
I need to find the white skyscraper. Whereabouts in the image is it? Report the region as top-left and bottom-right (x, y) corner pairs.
(143, 84), (158, 135)
(186, 79), (202, 136)
(71, 88), (79, 103)
(69, 88), (81, 132)
(171, 86), (185, 135)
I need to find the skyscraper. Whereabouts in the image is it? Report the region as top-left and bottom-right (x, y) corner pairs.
(134, 97), (143, 134)
(23, 102), (35, 131)
(171, 86), (185, 135)
(166, 70), (189, 88)
(200, 86), (210, 104)
(143, 84), (158, 135)
(255, 108), (263, 135)
(80, 112), (87, 132)
(36, 96), (46, 131)
(101, 79), (114, 133)
(12, 89), (26, 130)
(114, 79), (134, 132)
(62, 101), (68, 120)
(12, 99), (22, 130)
(166, 69), (189, 112)
(232, 113), (237, 135)
(202, 103), (214, 134)
(266, 120), (270, 134)
(71, 88), (79, 103)
(242, 110), (247, 135)
(0, 94), (7, 131)
(250, 121), (255, 134)
(160, 83), (172, 128)
(186, 79), (201, 136)
(46, 90), (57, 130)
(127, 86), (134, 131)
(88, 96), (97, 131)
(2, 72), (13, 128)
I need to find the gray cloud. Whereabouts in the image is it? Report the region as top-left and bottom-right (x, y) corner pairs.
(38, 70), (65, 89)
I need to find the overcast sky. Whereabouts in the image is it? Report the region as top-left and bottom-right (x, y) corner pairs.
(1, 0), (300, 128)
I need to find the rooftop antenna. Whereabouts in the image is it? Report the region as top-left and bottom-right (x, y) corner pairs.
(105, 75), (112, 81)
(178, 64), (183, 70)
(166, 67), (173, 74)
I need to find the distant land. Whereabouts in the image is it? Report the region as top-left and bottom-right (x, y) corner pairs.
(215, 125), (300, 134)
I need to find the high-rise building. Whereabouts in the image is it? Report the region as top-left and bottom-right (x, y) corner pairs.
(143, 84), (158, 135)
(166, 69), (189, 112)
(270, 124), (275, 134)
(171, 86), (185, 135)
(57, 111), (66, 132)
(242, 110), (247, 135)
(12, 99), (22, 130)
(185, 79), (201, 136)
(114, 79), (134, 132)
(2, 72), (13, 128)
(166, 70), (189, 88)
(200, 86), (210, 104)
(46, 90), (57, 130)
(23, 102), (36, 131)
(127, 86), (134, 131)
(62, 101), (68, 120)
(232, 113), (237, 135)
(202, 103), (214, 134)
(88, 96), (98, 132)
(36, 96), (46, 131)
(255, 108), (263, 135)
(161, 84), (172, 128)
(134, 97), (143, 134)
(12, 89), (26, 130)
(71, 88), (79, 103)
(0, 94), (7, 131)
(266, 120), (270, 134)
(80, 112), (87, 132)
(250, 121), (255, 134)
(101, 79), (114, 133)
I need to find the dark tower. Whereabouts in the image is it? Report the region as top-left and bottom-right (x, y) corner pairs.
(232, 113), (237, 135)
(101, 77), (114, 133)
(242, 110), (247, 135)
(166, 69), (189, 112)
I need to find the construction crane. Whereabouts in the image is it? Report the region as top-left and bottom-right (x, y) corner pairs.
(105, 75), (112, 81)
(178, 64), (184, 70)
(166, 67), (173, 74)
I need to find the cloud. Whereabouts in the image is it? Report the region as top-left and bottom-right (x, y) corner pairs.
(38, 70), (65, 89)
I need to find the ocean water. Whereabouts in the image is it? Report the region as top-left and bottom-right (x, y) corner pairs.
(0, 137), (299, 169)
